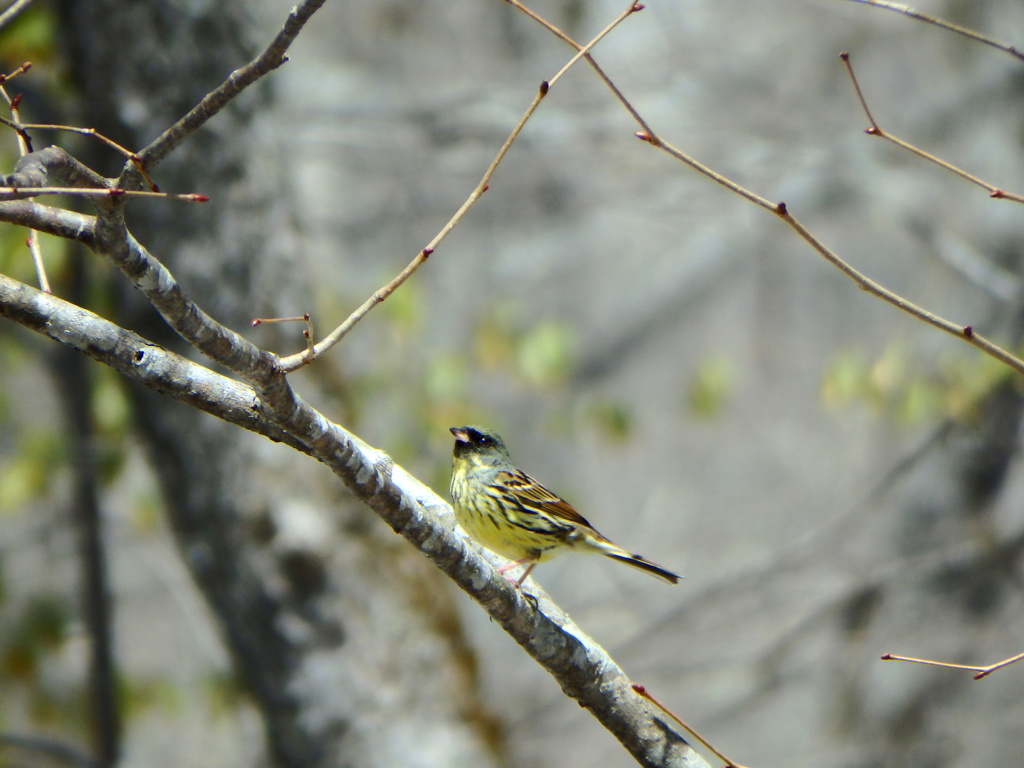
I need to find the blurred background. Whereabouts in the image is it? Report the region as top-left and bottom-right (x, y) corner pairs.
(1, 0), (1024, 766)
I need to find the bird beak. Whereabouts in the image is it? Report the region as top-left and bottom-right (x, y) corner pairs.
(450, 427), (470, 442)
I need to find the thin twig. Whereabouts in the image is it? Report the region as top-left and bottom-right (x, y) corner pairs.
(277, 0), (644, 372)
(506, 0), (657, 139)
(882, 650), (1024, 679)
(632, 684), (751, 768)
(0, 186), (208, 202)
(0, 60), (31, 88)
(0, 119), (161, 190)
(252, 313), (315, 361)
(133, 0), (328, 173)
(1, 63), (49, 292)
(510, 2), (1024, 379)
(777, 204), (1024, 375)
(841, 52), (1024, 204)
(839, 0), (1024, 63)
(510, 0), (774, 212)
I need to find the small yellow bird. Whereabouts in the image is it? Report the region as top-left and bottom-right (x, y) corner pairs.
(449, 425), (680, 586)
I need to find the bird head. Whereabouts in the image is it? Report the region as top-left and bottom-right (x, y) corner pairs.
(450, 425), (512, 466)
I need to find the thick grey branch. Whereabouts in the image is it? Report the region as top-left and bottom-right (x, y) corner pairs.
(0, 199), (95, 244)
(90, 201), (283, 375)
(0, 145), (111, 195)
(89, 195), (317, 440)
(0, 1), (700, 758)
(0, 272), (703, 767)
(0, 274), (307, 453)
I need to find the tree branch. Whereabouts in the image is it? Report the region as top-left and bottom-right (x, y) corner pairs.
(0, 271), (702, 768)
(0, 199), (95, 244)
(277, 0), (645, 371)
(0, 274), (307, 453)
(0, 145), (110, 190)
(511, 0), (1024, 379)
(134, 0), (329, 172)
(838, 0), (1024, 62)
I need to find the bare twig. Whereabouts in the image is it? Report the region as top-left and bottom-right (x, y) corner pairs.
(3, 146), (111, 192)
(506, 0), (657, 138)
(0, 60), (31, 88)
(841, 52), (1024, 204)
(776, 204), (1024, 375)
(838, 0), (1024, 63)
(133, 0), (328, 173)
(0, 184), (205, 201)
(91, 198), (288, 399)
(882, 650), (1024, 679)
(633, 684), (751, 768)
(24, 230), (47, 291)
(0, 118), (163, 190)
(252, 313), (315, 360)
(278, 0), (644, 371)
(1, 62), (49, 291)
(508, 2), (1024, 379)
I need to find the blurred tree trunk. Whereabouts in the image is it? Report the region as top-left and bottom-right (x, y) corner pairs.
(51, 3), (501, 766)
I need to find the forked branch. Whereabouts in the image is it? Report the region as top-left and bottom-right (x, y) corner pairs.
(508, 0), (1024, 378)
(276, 0), (646, 371)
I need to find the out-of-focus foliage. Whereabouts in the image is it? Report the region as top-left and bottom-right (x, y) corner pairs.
(0, 5), (57, 68)
(473, 302), (576, 387)
(822, 343), (1011, 424)
(586, 399), (633, 441)
(0, 429), (63, 515)
(0, 595), (68, 683)
(687, 353), (735, 419)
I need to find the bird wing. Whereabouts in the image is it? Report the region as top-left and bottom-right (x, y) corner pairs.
(495, 469), (594, 529)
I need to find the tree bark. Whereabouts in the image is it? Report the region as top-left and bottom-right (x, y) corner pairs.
(49, 3), (503, 766)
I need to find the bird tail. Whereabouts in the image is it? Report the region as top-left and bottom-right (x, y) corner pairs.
(605, 553), (680, 584)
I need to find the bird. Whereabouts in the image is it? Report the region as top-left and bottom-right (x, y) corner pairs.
(449, 425), (680, 587)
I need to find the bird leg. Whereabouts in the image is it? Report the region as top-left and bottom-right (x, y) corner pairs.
(497, 558), (537, 587)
